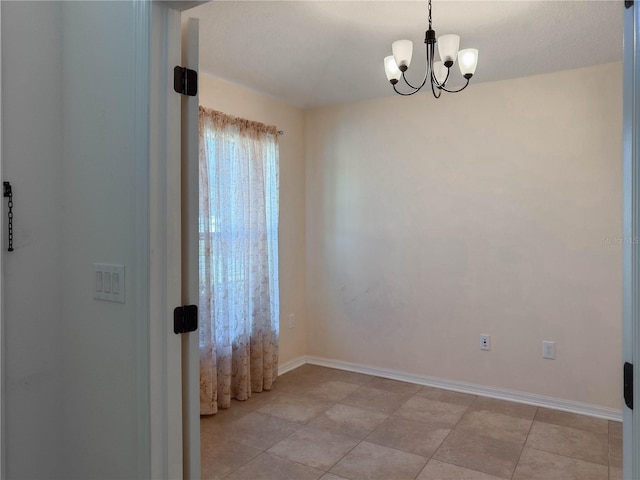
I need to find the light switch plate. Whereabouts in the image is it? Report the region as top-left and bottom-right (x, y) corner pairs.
(94, 263), (125, 303)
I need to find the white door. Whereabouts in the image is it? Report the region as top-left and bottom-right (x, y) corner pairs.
(180, 16), (201, 480)
(623, 2), (640, 479)
(149, 4), (201, 479)
(0, 5), (4, 477)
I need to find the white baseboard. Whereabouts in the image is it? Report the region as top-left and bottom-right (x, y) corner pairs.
(278, 355), (308, 375)
(284, 355), (622, 422)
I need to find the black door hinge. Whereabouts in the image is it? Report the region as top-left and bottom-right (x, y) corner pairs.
(174, 305), (198, 334)
(626, 0), (633, 9)
(624, 362), (633, 409)
(3, 182), (13, 252)
(174, 66), (198, 96)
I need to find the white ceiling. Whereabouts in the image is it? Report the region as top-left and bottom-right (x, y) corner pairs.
(187, 1), (624, 109)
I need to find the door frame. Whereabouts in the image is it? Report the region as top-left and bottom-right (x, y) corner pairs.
(623, 2), (640, 479)
(148, 2), (205, 479)
(148, 2), (183, 478)
(0, 3), (5, 478)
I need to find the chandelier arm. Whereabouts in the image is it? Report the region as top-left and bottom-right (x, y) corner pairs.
(392, 83), (423, 96)
(396, 41), (431, 92)
(431, 65), (451, 89)
(428, 42), (450, 90)
(439, 77), (471, 93)
(402, 69), (429, 91)
(429, 69), (442, 99)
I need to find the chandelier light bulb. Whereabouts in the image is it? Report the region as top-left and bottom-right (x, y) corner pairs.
(458, 48), (478, 78)
(384, 56), (402, 84)
(392, 40), (413, 71)
(437, 34), (460, 67)
(433, 61), (448, 85)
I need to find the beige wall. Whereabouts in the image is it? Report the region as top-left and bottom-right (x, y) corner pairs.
(199, 74), (308, 364)
(305, 63), (623, 410)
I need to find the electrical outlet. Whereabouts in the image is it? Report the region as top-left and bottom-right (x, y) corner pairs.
(542, 341), (555, 359)
(480, 334), (490, 351)
(288, 313), (295, 329)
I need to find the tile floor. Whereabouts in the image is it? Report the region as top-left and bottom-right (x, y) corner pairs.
(200, 364), (622, 480)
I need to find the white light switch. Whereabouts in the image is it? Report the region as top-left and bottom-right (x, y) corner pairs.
(103, 273), (111, 293)
(93, 263), (125, 303)
(112, 273), (120, 295)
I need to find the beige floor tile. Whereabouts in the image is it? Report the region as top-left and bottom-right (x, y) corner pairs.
(258, 395), (333, 423)
(322, 369), (375, 386)
(416, 459), (505, 480)
(455, 409), (532, 444)
(201, 430), (228, 455)
(609, 466), (623, 480)
(396, 395), (468, 427)
(308, 403), (388, 439)
(223, 452), (324, 480)
(609, 434), (622, 468)
(200, 392), (281, 435)
(320, 474), (349, 480)
(416, 386), (476, 406)
(512, 447), (608, 480)
(330, 441), (427, 480)
(223, 411), (301, 450)
(267, 425), (359, 470)
(201, 416), (225, 438)
(340, 385), (413, 415)
(230, 392), (285, 415)
(305, 380), (361, 402)
(270, 378), (311, 395)
(200, 440), (262, 480)
(367, 376), (422, 395)
(200, 406), (252, 435)
(468, 397), (537, 420)
(534, 407), (609, 435)
(283, 364), (331, 379)
(274, 369), (327, 392)
(609, 420), (622, 438)
(525, 421), (609, 465)
(432, 429), (522, 479)
(200, 375), (617, 480)
(366, 414), (451, 457)
(273, 374), (323, 393)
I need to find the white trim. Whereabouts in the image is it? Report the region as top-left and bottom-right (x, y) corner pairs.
(133, 1), (151, 478)
(278, 356), (309, 375)
(0, 2), (5, 476)
(623, 3), (640, 478)
(282, 355), (623, 422)
(180, 16), (200, 480)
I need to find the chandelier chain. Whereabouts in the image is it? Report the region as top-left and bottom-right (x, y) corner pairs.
(428, 0), (432, 30)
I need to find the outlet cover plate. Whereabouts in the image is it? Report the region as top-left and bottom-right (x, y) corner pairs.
(480, 334), (491, 351)
(543, 341), (555, 359)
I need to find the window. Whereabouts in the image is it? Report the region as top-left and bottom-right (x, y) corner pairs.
(198, 107), (280, 413)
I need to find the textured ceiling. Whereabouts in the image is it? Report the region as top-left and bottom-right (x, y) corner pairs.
(187, 1), (624, 109)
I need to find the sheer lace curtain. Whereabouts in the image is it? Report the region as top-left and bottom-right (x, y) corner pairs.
(199, 107), (280, 415)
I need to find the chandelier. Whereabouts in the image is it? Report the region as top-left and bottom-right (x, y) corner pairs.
(383, 0), (479, 98)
